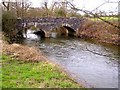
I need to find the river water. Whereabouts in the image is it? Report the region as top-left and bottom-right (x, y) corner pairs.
(23, 30), (119, 88)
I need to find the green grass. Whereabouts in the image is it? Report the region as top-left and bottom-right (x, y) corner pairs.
(2, 55), (82, 88)
(90, 16), (118, 21)
(0, 56), (2, 89)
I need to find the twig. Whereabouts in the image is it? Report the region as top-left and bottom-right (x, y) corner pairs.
(85, 46), (110, 57)
(67, 1), (119, 29)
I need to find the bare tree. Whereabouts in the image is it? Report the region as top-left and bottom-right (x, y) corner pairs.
(66, 1), (119, 29)
(2, 0), (10, 11)
(2, 0), (31, 18)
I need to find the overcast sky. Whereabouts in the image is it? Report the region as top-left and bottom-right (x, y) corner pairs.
(0, 0), (119, 14)
(29, 0), (118, 13)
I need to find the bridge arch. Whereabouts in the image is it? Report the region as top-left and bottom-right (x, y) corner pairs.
(18, 17), (82, 38)
(58, 25), (76, 37)
(62, 26), (76, 36)
(33, 29), (45, 38)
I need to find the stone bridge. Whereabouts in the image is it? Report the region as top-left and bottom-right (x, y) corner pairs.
(19, 17), (83, 37)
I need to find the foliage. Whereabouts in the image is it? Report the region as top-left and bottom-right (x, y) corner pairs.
(54, 8), (67, 17)
(2, 11), (24, 43)
(2, 1), (31, 18)
(2, 11), (17, 42)
(67, 12), (81, 18)
(2, 55), (82, 88)
(2, 11), (17, 32)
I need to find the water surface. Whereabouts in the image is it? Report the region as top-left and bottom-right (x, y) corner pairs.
(23, 30), (119, 88)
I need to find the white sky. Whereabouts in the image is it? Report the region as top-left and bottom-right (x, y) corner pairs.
(29, 0), (119, 13)
(0, 0), (119, 14)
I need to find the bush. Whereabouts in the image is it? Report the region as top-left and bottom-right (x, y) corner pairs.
(2, 11), (17, 32)
(2, 11), (23, 43)
(54, 8), (66, 17)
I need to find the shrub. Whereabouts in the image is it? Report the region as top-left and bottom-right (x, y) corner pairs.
(2, 11), (23, 43)
(54, 8), (66, 17)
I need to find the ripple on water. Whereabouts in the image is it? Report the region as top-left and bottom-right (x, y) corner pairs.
(23, 33), (119, 88)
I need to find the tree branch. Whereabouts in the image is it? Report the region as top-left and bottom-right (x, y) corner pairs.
(85, 47), (110, 57)
(67, 1), (119, 29)
(2, 1), (10, 11)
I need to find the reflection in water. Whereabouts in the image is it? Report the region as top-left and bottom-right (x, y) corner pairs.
(23, 31), (119, 88)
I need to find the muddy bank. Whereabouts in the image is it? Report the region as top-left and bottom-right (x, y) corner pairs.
(78, 19), (120, 45)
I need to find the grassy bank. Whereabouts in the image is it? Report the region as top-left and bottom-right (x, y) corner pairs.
(90, 16), (118, 21)
(1, 37), (83, 88)
(78, 19), (120, 45)
(2, 55), (82, 88)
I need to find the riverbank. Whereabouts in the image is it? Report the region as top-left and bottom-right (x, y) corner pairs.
(1, 34), (83, 88)
(2, 55), (82, 88)
(78, 19), (120, 45)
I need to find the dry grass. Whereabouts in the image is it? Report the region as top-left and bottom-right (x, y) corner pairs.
(79, 19), (120, 45)
(1, 31), (47, 62)
(2, 43), (47, 62)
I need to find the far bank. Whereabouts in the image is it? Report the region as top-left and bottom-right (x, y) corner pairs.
(78, 19), (120, 45)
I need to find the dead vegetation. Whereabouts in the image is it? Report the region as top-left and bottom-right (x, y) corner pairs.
(1, 33), (47, 62)
(78, 19), (120, 45)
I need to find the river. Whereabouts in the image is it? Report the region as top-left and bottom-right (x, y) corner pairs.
(22, 30), (119, 88)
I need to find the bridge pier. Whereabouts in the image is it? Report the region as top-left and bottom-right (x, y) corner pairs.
(57, 27), (68, 37)
(45, 31), (51, 38)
